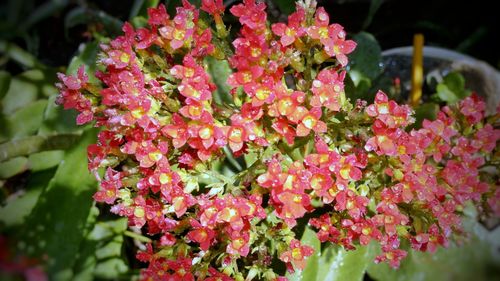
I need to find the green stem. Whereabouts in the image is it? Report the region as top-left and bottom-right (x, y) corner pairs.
(0, 134), (81, 162)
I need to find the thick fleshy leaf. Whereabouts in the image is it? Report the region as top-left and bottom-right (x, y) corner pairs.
(66, 41), (100, 83)
(63, 7), (123, 37)
(94, 258), (129, 279)
(274, 0), (296, 15)
(288, 228), (372, 281)
(129, 0), (160, 19)
(1, 69), (57, 115)
(315, 245), (371, 281)
(39, 95), (82, 135)
(19, 129), (98, 281)
(433, 72), (471, 104)
(367, 206), (500, 281)
(0, 41), (44, 69)
(4, 99), (47, 139)
(73, 214), (129, 281)
(28, 150), (64, 171)
(0, 134), (80, 162)
(0, 70), (11, 100)
(205, 56), (234, 105)
(409, 102), (439, 130)
(72, 206), (100, 281)
(348, 32), (382, 81)
(0, 168), (56, 228)
(0, 156), (28, 179)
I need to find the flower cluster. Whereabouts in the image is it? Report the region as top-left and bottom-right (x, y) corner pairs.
(56, 0), (500, 280)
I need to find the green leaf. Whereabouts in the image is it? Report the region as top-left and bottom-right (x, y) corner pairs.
(2, 73), (38, 114)
(409, 103), (439, 130)
(94, 258), (129, 279)
(435, 83), (458, 103)
(345, 72), (375, 102)
(95, 236), (124, 259)
(19, 129), (98, 281)
(88, 219), (128, 241)
(286, 227), (321, 281)
(1, 69), (57, 114)
(205, 56), (233, 105)
(0, 41), (43, 69)
(72, 205), (99, 281)
(367, 239), (500, 281)
(66, 41), (100, 83)
(0, 168), (56, 227)
(443, 72), (466, 94)
(27, 150), (64, 171)
(63, 7), (123, 37)
(348, 32), (382, 81)
(73, 236), (98, 281)
(367, 211), (500, 281)
(129, 0), (160, 19)
(275, 0), (296, 15)
(288, 228), (372, 281)
(315, 245), (371, 281)
(433, 72), (471, 104)
(5, 99), (47, 139)
(0, 133), (80, 162)
(39, 95), (82, 135)
(0, 156), (28, 179)
(20, 0), (69, 32)
(0, 70), (11, 100)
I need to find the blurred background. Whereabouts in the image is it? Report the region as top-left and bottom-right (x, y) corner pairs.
(2, 0), (499, 73)
(0, 1), (499, 280)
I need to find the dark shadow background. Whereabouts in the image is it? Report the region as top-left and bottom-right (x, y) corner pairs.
(1, 0), (498, 72)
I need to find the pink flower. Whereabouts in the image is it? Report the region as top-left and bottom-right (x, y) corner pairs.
(311, 69), (345, 111)
(230, 0), (267, 30)
(279, 239), (314, 272)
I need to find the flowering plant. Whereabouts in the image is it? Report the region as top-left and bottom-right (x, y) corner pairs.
(56, 0), (500, 280)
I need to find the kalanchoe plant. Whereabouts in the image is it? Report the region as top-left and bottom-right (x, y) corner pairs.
(55, 0), (500, 280)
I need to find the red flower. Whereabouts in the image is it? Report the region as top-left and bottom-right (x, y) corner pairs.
(459, 94), (485, 125)
(279, 239), (314, 272)
(296, 107), (327, 137)
(93, 168), (122, 204)
(162, 114), (189, 148)
(187, 219), (216, 251)
(334, 190), (369, 221)
(311, 69), (345, 111)
(271, 6), (306, 46)
(307, 8), (356, 66)
(159, 1), (198, 49)
(230, 0), (267, 31)
(310, 214), (340, 243)
(226, 231), (250, 257)
(201, 0), (225, 16)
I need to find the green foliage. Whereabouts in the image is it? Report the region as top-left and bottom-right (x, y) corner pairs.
(130, 0), (161, 19)
(288, 228), (372, 281)
(18, 129), (98, 280)
(433, 72), (471, 104)
(345, 32), (383, 103)
(348, 32), (382, 81)
(367, 212), (500, 281)
(64, 7), (124, 38)
(274, 0), (296, 15)
(205, 56), (234, 105)
(74, 217), (130, 281)
(0, 156), (28, 179)
(0, 168), (56, 227)
(408, 102), (439, 130)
